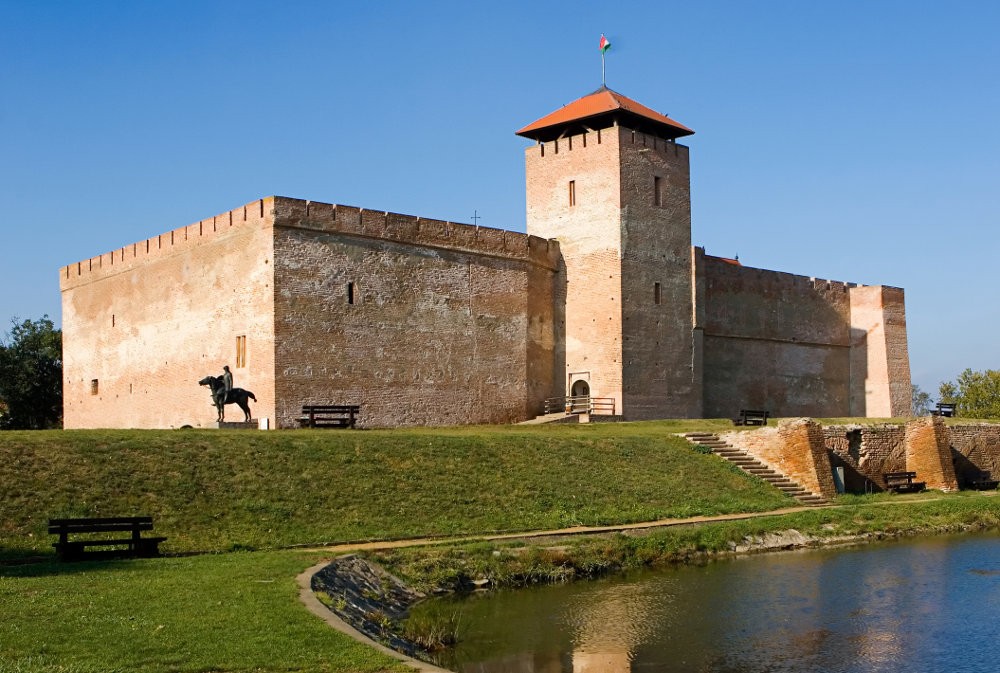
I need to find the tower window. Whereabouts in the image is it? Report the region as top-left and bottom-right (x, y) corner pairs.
(347, 282), (355, 305)
(236, 335), (247, 368)
(90, 379), (99, 395)
(654, 282), (662, 305)
(654, 176), (663, 206)
(568, 180), (576, 207)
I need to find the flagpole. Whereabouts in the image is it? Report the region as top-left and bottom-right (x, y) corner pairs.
(599, 34), (610, 87)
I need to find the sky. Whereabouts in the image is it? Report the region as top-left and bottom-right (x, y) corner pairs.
(2, 0), (998, 397)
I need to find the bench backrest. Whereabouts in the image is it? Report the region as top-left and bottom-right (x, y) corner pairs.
(49, 517), (154, 534)
(301, 405), (360, 413)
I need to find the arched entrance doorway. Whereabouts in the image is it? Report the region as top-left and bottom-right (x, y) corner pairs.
(569, 379), (591, 413)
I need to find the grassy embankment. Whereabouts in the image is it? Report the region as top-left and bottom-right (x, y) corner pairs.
(0, 420), (780, 559)
(3, 420), (1000, 672)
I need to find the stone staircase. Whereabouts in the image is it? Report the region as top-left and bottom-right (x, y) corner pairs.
(683, 432), (829, 506)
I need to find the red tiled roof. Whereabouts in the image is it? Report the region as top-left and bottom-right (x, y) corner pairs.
(516, 86), (694, 141)
(707, 255), (742, 267)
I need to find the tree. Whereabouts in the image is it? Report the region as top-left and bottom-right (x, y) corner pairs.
(0, 316), (62, 429)
(938, 381), (958, 404)
(938, 369), (1000, 419)
(911, 384), (932, 416)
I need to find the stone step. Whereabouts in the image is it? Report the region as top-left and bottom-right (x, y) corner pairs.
(716, 451), (752, 459)
(682, 433), (828, 508)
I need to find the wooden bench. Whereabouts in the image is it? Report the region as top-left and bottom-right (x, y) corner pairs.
(932, 402), (956, 417)
(883, 471), (926, 493)
(49, 516), (166, 562)
(298, 404), (360, 429)
(733, 409), (770, 426)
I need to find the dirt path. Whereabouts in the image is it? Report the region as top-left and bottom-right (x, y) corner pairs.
(296, 495), (964, 555)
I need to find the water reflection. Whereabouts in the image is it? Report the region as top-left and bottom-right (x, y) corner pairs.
(424, 534), (1000, 672)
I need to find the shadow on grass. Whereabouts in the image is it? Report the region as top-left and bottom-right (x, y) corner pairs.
(0, 554), (150, 578)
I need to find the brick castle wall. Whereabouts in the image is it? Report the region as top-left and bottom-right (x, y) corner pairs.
(697, 253), (853, 418)
(271, 197), (560, 427)
(61, 196), (560, 429)
(61, 199), (277, 428)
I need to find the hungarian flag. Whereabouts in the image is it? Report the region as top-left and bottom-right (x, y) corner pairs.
(599, 34), (611, 53)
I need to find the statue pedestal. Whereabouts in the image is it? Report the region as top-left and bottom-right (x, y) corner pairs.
(213, 421), (259, 430)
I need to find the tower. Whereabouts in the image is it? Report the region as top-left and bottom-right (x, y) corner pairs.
(517, 87), (700, 419)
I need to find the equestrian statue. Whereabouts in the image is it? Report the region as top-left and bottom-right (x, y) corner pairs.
(198, 375), (256, 423)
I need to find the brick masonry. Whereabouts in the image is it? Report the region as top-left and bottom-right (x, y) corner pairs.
(60, 90), (913, 428)
(904, 417), (959, 491)
(526, 127), (698, 419)
(695, 251), (912, 419)
(61, 199), (277, 428)
(949, 424), (1000, 484)
(722, 419), (837, 499)
(62, 197), (560, 428)
(725, 417), (1000, 496)
(825, 418), (977, 491)
(824, 423), (906, 491)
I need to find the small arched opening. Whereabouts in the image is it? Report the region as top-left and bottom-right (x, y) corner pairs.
(569, 379), (591, 413)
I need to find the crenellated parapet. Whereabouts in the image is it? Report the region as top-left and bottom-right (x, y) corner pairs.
(523, 126), (689, 163)
(60, 196), (562, 292)
(271, 196), (561, 271)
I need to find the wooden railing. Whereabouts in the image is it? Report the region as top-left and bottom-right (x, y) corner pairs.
(543, 396), (616, 415)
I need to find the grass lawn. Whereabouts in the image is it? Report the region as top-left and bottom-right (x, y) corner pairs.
(1, 421), (787, 560)
(4, 420), (1000, 672)
(4, 494), (999, 673)
(0, 550), (404, 673)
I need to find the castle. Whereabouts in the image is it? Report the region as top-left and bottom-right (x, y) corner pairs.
(60, 87), (912, 429)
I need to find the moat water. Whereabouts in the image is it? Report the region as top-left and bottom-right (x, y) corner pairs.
(420, 533), (1000, 672)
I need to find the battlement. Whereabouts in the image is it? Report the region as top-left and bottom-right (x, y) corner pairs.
(524, 125), (689, 162)
(60, 197), (273, 290)
(271, 197), (561, 271)
(699, 249), (856, 293)
(60, 196), (562, 292)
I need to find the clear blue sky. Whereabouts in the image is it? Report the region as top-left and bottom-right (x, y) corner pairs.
(2, 1), (998, 397)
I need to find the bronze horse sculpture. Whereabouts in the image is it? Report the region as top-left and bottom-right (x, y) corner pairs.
(198, 375), (257, 423)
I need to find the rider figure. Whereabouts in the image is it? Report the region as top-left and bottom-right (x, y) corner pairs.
(222, 365), (233, 404)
